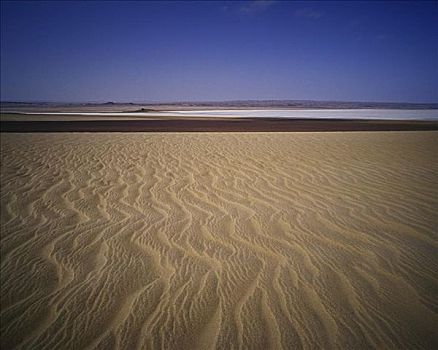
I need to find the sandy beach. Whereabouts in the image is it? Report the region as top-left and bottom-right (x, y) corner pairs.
(1, 131), (437, 349)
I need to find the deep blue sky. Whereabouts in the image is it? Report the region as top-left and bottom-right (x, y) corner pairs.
(1, 1), (437, 103)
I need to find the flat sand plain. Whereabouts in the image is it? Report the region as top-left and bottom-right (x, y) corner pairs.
(1, 132), (437, 349)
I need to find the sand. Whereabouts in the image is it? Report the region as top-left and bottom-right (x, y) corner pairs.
(2, 117), (438, 132)
(1, 131), (437, 349)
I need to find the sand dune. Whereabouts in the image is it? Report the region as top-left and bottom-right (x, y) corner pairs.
(1, 132), (437, 349)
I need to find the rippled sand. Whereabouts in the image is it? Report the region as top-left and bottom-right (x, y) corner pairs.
(1, 132), (437, 349)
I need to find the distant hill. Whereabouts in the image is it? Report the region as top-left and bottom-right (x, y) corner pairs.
(1, 100), (437, 110)
(142, 100), (438, 110)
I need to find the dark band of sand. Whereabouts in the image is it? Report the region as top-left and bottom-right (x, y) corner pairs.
(1, 118), (438, 132)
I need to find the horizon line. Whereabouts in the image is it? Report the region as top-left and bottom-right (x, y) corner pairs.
(1, 99), (438, 106)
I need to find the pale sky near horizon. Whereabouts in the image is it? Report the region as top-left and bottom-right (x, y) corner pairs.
(1, 1), (437, 103)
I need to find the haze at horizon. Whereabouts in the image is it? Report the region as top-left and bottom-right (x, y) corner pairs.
(1, 1), (437, 103)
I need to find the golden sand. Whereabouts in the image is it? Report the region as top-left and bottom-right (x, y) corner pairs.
(1, 132), (437, 349)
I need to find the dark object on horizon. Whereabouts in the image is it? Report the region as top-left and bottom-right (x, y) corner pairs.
(127, 108), (158, 113)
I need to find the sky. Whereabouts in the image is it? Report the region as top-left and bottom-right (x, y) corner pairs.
(1, 1), (437, 103)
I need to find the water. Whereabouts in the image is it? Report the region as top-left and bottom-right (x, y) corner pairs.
(162, 109), (438, 120)
(13, 109), (438, 120)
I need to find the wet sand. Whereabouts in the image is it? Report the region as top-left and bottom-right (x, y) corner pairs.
(1, 132), (437, 349)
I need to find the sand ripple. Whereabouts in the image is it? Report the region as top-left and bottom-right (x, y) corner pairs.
(1, 132), (437, 349)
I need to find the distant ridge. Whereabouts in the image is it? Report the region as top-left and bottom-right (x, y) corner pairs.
(144, 100), (438, 110)
(1, 100), (437, 110)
